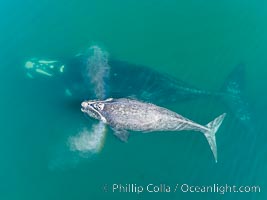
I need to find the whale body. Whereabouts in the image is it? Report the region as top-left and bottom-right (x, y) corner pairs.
(24, 55), (250, 127)
(81, 98), (226, 162)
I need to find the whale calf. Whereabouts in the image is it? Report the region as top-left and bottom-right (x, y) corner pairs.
(81, 98), (226, 162)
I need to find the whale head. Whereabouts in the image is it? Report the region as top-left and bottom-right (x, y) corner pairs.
(24, 58), (65, 78)
(81, 98), (113, 123)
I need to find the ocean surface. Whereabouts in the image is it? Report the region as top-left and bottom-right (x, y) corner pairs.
(0, 0), (267, 199)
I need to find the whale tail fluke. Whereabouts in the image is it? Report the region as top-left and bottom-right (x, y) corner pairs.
(219, 63), (251, 124)
(203, 113), (226, 163)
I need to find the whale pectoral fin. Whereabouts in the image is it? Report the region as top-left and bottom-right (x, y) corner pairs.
(112, 128), (129, 142)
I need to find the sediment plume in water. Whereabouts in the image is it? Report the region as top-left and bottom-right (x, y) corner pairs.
(85, 45), (110, 99)
(69, 122), (107, 154)
(69, 45), (110, 154)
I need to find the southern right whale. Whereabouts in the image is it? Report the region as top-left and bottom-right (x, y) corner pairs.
(81, 98), (226, 162)
(24, 54), (250, 126)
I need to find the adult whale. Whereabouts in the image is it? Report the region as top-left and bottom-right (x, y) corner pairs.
(24, 54), (250, 125)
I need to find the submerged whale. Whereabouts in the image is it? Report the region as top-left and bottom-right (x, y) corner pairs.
(24, 54), (250, 125)
(68, 58), (215, 103)
(81, 98), (226, 162)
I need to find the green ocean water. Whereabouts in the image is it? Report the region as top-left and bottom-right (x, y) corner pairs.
(1, 0), (267, 200)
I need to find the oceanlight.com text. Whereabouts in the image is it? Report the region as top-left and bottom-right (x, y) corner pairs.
(103, 183), (261, 195)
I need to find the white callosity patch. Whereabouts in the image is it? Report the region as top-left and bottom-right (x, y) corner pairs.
(59, 65), (65, 73)
(24, 58), (64, 78)
(25, 61), (34, 69)
(68, 122), (107, 153)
